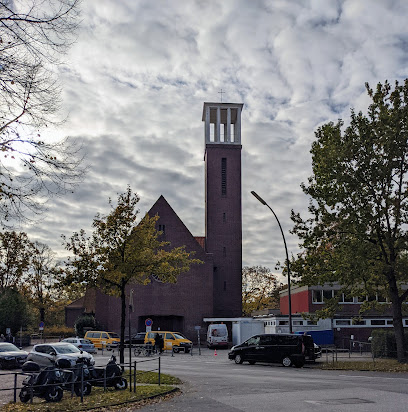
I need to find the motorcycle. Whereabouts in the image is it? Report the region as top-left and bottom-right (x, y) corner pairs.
(89, 355), (127, 390)
(56, 357), (93, 397)
(19, 361), (64, 403)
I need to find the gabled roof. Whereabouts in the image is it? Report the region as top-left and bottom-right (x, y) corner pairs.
(147, 195), (207, 256)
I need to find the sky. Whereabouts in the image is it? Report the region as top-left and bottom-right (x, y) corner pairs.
(20, 0), (408, 280)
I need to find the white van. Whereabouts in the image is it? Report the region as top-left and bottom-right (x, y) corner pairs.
(207, 324), (228, 349)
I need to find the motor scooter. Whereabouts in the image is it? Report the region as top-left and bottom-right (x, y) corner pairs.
(56, 357), (93, 396)
(89, 355), (127, 390)
(19, 361), (64, 403)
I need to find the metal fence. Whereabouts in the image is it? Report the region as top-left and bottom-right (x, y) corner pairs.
(0, 356), (162, 405)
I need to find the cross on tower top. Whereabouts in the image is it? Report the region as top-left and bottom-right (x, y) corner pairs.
(218, 89), (225, 102)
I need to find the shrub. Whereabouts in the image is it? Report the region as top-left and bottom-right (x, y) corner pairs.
(74, 315), (97, 337)
(371, 329), (408, 358)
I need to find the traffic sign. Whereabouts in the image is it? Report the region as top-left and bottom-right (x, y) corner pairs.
(145, 318), (153, 327)
(39, 321), (45, 331)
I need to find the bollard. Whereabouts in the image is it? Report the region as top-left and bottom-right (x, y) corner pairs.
(158, 356), (161, 386)
(13, 373), (17, 403)
(133, 360), (137, 393)
(129, 359), (132, 392)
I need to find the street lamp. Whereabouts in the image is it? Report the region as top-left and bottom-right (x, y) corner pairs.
(251, 191), (293, 333)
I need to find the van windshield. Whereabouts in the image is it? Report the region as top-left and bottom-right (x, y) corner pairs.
(173, 333), (186, 340)
(211, 328), (227, 337)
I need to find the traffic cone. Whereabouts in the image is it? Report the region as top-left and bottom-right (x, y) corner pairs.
(214, 349), (217, 356)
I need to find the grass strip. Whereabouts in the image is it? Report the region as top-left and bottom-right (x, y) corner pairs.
(320, 358), (408, 372)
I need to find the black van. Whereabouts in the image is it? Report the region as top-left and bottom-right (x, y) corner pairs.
(228, 334), (315, 367)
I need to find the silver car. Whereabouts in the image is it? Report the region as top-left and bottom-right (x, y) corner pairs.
(61, 337), (97, 354)
(27, 342), (95, 368)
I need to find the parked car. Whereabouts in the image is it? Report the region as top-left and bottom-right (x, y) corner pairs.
(61, 337), (97, 354)
(145, 331), (192, 353)
(0, 342), (28, 369)
(228, 333), (317, 367)
(27, 342), (95, 368)
(84, 331), (120, 350)
(123, 333), (146, 345)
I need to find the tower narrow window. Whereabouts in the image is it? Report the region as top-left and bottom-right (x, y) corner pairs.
(223, 212), (226, 222)
(221, 158), (227, 196)
(158, 224), (166, 234)
(223, 246), (226, 257)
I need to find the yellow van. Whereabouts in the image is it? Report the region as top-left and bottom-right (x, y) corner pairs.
(146, 331), (192, 353)
(84, 331), (120, 350)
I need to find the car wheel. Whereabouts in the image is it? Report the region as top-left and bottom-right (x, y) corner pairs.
(248, 360), (256, 365)
(45, 386), (63, 402)
(281, 356), (292, 367)
(114, 377), (128, 390)
(234, 354), (244, 364)
(173, 347), (180, 353)
(19, 389), (30, 403)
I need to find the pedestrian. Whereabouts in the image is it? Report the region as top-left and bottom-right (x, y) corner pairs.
(0, 334), (5, 342)
(155, 333), (164, 354)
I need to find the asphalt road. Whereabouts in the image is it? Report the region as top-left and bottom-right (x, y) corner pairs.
(1, 347), (408, 411)
(135, 348), (408, 412)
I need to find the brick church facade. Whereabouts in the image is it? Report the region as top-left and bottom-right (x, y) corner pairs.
(65, 102), (244, 340)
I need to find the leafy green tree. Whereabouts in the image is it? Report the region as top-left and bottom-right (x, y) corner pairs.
(63, 187), (202, 363)
(242, 266), (280, 316)
(0, 288), (31, 335)
(291, 80), (408, 362)
(0, 231), (31, 290)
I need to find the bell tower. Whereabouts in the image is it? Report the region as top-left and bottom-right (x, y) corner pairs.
(203, 102), (243, 317)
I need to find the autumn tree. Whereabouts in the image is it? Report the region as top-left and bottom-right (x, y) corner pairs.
(22, 241), (60, 323)
(0, 0), (84, 224)
(242, 266), (280, 316)
(291, 80), (408, 362)
(63, 187), (201, 363)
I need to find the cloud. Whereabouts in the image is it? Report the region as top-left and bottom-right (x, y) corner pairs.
(17, 0), (408, 276)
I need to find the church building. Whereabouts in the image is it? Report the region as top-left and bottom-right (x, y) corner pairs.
(65, 102), (244, 339)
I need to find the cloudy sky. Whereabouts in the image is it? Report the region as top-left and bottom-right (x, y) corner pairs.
(21, 0), (408, 279)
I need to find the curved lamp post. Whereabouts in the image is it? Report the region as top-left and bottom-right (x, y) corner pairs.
(251, 191), (292, 333)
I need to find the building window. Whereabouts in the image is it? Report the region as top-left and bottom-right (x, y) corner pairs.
(323, 290), (334, 300)
(312, 290), (323, 303)
(293, 320), (303, 326)
(371, 319), (386, 326)
(158, 224), (165, 234)
(307, 320), (317, 326)
(335, 319), (351, 326)
(223, 247), (226, 257)
(341, 293), (354, 303)
(387, 320), (393, 326)
(223, 281), (227, 291)
(377, 292), (388, 303)
(352, 319), (366, 326)
(223, 212), (226, 222)
(278, 320), (289, 326)
(221, 158), (227, 196)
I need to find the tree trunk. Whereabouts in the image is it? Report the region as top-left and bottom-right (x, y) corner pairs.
(389, 278), (406, 363)
(40, 307), (45, 322)
(120, 283), (126, 365)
